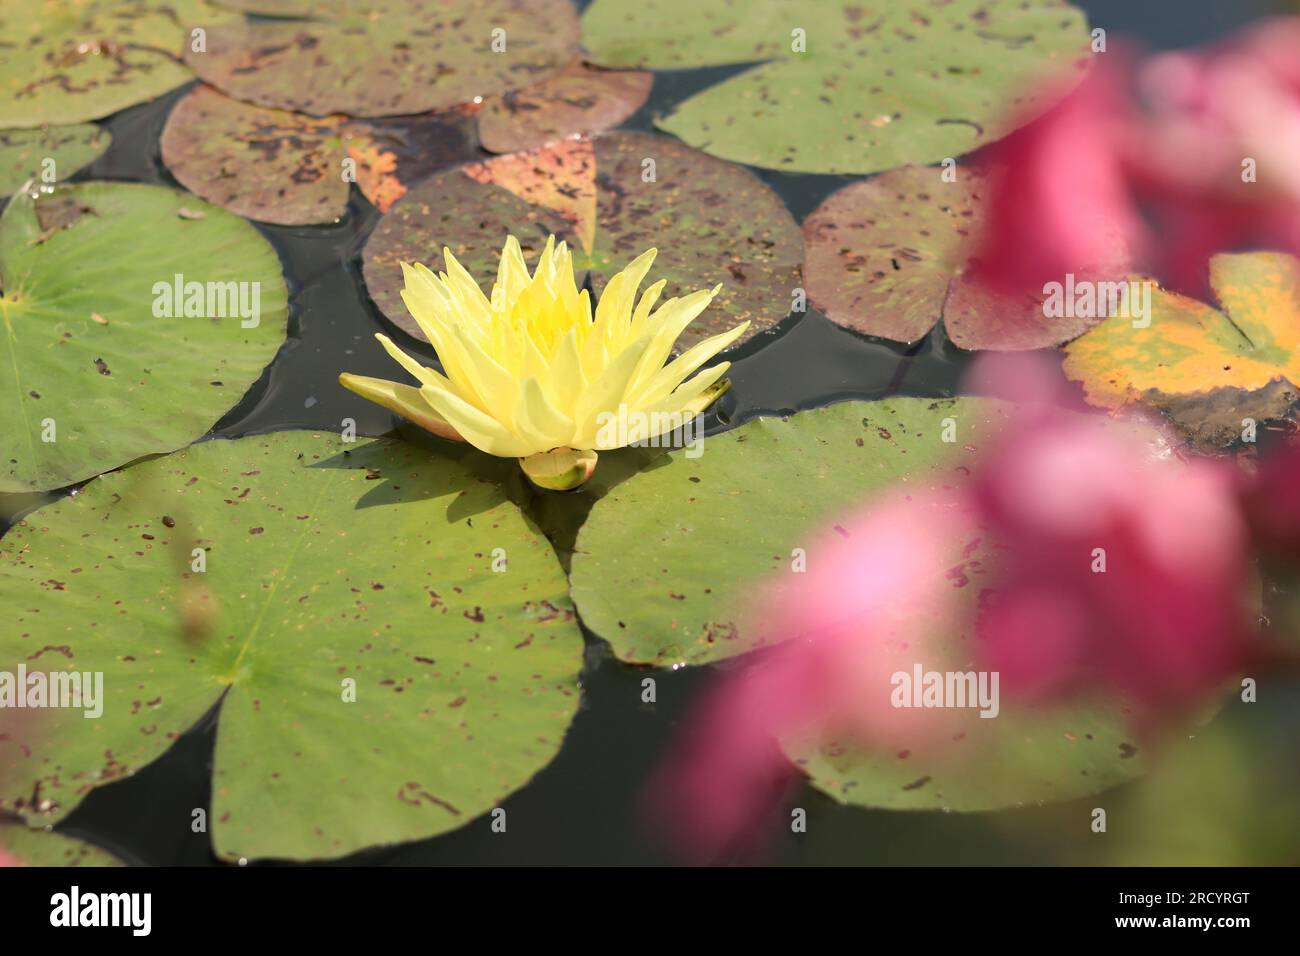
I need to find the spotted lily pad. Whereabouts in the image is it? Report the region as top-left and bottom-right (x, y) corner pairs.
(1063, 253), (1300, 446)
(570, 398), (1008, 667)
(0, 182), (288, 492)
(570, 397), (1147, 809)
(344, 111), (479, 215)
(0, 824), (124, 866)
(187, 0), (580, 118)
(581, 0), (1089, 175)
(787, 703), (1143, 812)
(160, 85), (351, 226)
(0, 0), (236, 128)
(803, 165), (1111, 348)
(0, 431), (583, 861)
(478, 60), (653, 154)
(362, 131), (803, 348)
(0, 125), (110, 194)
(161, 85), (480, 223)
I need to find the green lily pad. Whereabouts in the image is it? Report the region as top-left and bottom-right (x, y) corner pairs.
(582, 0), (1090, 174)
(478, 60), (653, 154)
(0, 824), (124, 866)
(0, 181), (288, 492)
(186, 0), (580, 118)
(0, 0), (235, 128)
(362, 131), (803, 348)
(802, 165), (1108, 348)
(1063, 253), (1300, 447)
(570, 398), (1009, 667)
(0, 431), (583, 861)
(787, 704), (1143, 812)
(0, 125), (110, 194)
(570, 396), (1149, 809)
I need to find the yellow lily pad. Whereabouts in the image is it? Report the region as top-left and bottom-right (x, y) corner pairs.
(1063, 252), (1300, 445)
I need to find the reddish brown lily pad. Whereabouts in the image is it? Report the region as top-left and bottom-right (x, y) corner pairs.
(803, 165), (1108, 350)
(478, 61), (652, 154)
(186, 0), (580, 118)
(161, 85), (478, 224)
(161, 85), (349, 226)
(345, 111), (479, 214)
(362, 131), (803, 348)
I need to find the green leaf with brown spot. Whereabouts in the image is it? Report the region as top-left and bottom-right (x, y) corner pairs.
(362, 131), (803, 348)
(786, 704), (1144, 812)
(0, 181), (289, 492)
(0, 431), (584, 861)
(569, 396), (1151, 809)
(0, 0), (237, 128)
(0, 823), (124, 865)
(569, 398), (1009, 667)
(802, 165), (1112, 348)
(581, 0), (1090, 175)
(186, 0), (580, 118)
(0, 124), (110, 194)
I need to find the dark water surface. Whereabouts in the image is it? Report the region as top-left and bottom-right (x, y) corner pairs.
(17, 0), (1283, 865)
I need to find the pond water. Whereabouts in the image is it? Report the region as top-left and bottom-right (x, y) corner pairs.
(24, 0), (1283, 865)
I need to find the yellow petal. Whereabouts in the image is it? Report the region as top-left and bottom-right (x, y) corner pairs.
(632, 319), (749, 407)
(419, 383), (536, 457)
(338, 373), (464, 443)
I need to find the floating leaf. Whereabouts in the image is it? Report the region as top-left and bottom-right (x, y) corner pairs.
(362, 131), (802, 347)
(0, 182), (288, 492)
(802, 164), (1107, 348)
(187, 0), (580, 118)
(0, 125), (110, 194)
(478, 61), (653, 154)
(1063, 253), (1300, 445)
(345, 112), (479, 214)
(570, 398), (1008, 667)
(570, 397), (1148, 808)
(787, 704), (1143, 812)
(0, 0), (237, 127)
(161, 85), (350, 226)
(0, 431), (583, 861)
(582, 0), (1089, 175)
(161, 85), (480, 223)
(0, 823), (124, 866)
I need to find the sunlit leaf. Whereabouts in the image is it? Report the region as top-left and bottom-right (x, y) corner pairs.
(187, 0), (580, 118)
(0, 182), (288, 492)
(1063, 252), (1300, 446)
(582, 0), (1090, 174)
(0, 432), (583, 861)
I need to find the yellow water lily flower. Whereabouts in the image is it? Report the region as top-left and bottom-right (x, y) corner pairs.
(340, 235), (747, 490)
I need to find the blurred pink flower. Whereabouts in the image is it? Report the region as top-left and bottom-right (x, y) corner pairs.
(0, 849), (18, 867)
(648, 356), (1260, 859)
(970, 358), (1253, 726)
(1239, 437), (1300, 560)
(969, 18), (1300, 299)
(966, 63), (1141, 296)
(644, 489), (973, 863)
